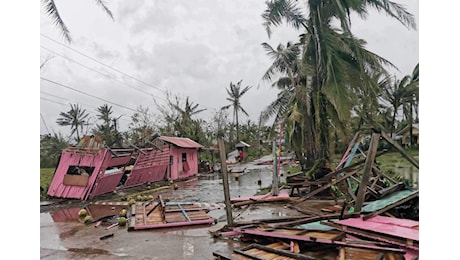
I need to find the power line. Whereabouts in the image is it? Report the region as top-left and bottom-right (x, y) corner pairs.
(41, 77), (139, 113)
(40, 113), (50, 134)
(41, 90), (96, 109)
(41, 33), (167, 95)
(41, 45), (164, 99)
(40, 97), (68, 106)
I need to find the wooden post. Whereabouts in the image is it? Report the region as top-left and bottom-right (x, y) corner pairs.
(218, 138), (233, 226)
(271, 139), (279, 196)
(354, 132), (380, 212)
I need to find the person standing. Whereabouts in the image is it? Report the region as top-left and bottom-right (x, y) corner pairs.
(239, 149), (243, 163)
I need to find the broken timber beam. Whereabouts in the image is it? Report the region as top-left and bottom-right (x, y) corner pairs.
(293, 169), (359, 204)
(354, 133), (380, 212)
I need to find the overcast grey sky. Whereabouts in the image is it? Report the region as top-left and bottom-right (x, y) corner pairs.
(39, 0), (419, 137)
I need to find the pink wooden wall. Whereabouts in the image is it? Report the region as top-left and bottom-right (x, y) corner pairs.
(124, 146), (171, 187)
(169, 147), (199, 180)
(47, 140), (201, 200)
(47, 149), (110, 200)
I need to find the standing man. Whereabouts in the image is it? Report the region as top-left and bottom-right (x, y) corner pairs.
(239, 149), (243, 163)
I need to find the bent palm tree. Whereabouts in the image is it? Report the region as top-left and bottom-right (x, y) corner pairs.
(262, 0), (416, 166)
(221, 80), (252, 142)
(56, 103), (89, 143)
(41, 0), (114, 43)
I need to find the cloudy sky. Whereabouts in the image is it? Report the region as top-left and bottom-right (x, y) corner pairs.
(39, 0), (419, 137)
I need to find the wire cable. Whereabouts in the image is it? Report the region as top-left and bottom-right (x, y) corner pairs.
(41, 33), (167, 94)
(41, 77), (139, 113)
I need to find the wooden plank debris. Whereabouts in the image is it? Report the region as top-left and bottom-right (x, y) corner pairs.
(128, 196), (215, 231)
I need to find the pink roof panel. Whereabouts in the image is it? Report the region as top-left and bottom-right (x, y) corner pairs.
(335, 216), (419, 241)
(159, 136), (204, 149)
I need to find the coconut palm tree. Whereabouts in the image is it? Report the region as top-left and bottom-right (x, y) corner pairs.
(170, 96), (207, 141)
(41, 0), (113, 43)
(92, 104), (122, 147)
(221, 80), (252, 142)
(56, 103), (90, 143)
(261, 0), (416, 166)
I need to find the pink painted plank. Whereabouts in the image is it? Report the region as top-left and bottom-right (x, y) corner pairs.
(47, 150), (110, 200)
(231, 190), (290, 202)
(404, 249), (419, 260)
(241, 229), (406, 254)
(124, 165), (168, 187)
(89, 172), (124, 198)
(335, 216), (419, 241)
(133, 219), (215, 230)
(366, 215), (419, 228)
(106, 156), (131, 167)
(220, 230), (244, 237)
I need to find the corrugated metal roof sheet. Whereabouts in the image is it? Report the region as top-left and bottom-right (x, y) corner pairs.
(159, 136), (204, 149)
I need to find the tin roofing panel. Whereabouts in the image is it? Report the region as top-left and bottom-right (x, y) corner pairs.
(159, 136), (204, 149)
(334, 216), (419, 241)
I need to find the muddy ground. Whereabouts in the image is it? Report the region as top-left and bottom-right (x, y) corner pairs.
(40, 159), (339, 259)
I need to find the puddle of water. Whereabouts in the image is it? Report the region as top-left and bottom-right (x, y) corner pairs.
(40, 164), (284, 259)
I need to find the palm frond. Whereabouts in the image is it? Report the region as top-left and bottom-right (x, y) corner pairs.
(93, 0), (114, 20)
(42, 0), (72, 43)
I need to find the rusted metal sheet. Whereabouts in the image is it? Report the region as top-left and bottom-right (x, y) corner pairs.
(159, 136), (204, 148)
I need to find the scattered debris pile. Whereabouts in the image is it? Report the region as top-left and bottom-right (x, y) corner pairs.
(212, 130), (419, 259)
(127, 195), (215, 231)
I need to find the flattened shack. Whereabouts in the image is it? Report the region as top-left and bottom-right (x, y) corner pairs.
(47, 135), (204, 200)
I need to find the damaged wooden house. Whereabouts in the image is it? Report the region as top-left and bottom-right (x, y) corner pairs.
(47, 135), (204, 200)
(212, 129), (419, 260)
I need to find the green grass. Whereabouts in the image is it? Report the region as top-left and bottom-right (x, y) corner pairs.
(41, 168), (55, 189)
(41, 168), (56, 199)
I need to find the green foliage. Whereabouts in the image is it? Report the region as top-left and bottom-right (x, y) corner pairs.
(125, 105), (157, 147)
(92, 104), (122, 147)
(40, 133), (69, 168)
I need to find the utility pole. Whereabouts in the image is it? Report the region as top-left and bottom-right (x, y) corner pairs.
(218, 137), (233, 226)
(271, 139), (279, 196)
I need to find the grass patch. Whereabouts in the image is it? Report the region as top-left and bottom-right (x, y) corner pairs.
(41, 168), (55, 189)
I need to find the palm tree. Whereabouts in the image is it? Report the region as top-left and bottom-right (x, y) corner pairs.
(93, 104), (122, 147)
(126, 106), (157, 147)
(56, 103), (89, 143)
(170, 96), (207, 141)
(41, 0), (113, 43)
(221, 80), (252, 142)
(261, 0), (416, 166)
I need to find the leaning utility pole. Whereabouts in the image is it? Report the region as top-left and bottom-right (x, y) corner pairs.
(218, 137), (233, 226)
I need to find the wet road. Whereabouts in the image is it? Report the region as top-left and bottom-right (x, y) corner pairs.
(40, 160), (289, 259)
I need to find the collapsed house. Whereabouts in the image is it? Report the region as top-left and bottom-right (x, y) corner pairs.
(212, 129), (419, 260)
(47, 135), (204, 200)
